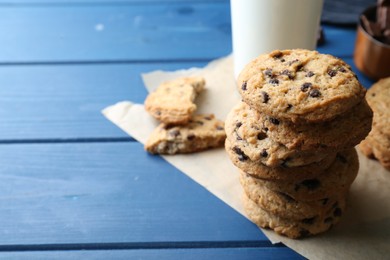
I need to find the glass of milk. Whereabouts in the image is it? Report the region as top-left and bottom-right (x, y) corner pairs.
(231, 0), (324, 78)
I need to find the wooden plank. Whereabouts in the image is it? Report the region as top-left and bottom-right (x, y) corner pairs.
(0, 3), (231, 62)
(0, 57), (374, 141)
(0, 247), (304, 259)
(0, 0), (226, 4)
(0, 3), (355, 63)
(0, 142), (267, 244)
(0, 61), (207, 141)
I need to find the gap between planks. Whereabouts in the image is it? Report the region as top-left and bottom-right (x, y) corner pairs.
(0, 240), (283, 252)
(0, 55), (353, 67)
(0, 0), (229, 8)
(0, 137), (135, 145)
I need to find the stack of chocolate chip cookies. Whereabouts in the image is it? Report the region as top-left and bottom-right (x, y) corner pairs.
(225, 49), (373, 238)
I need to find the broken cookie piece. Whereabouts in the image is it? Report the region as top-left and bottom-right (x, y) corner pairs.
(144, 76), (205, 125)
(145, 114), (226, 154)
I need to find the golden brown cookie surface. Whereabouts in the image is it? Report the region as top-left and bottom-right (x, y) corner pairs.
(359, 77), (390, 170)
(144, 76), (205, 124)
(242, 149), (359, 201)
(243, 193), (346, 239)
(145, 114), (225, 154)
(238, 49), (366, 123)
(225, 102), (335, 167)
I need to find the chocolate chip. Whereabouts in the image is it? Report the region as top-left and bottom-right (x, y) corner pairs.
(301, 82), (312, 92)
(288, 59), (299, 65)
(327, 70), (337, 77)
(308, 88), (321, 98)
(169, 129), (180, 137)
(261, 91), (269, 103)
(324, 217), (333, 224)
(299, 229), (311, 238)
(163, 124), (174, 130)
(280, 69), (294, 79)
(302, 217), (316, 225)
(264, 69), (273, 77)
(236, 122), (242, 128)
(257, 132), (267, 140)
(300, 179), (321, 190)
(339, 67), (347, 73)
(280, 58), (285, 62)
(216, 126), (224, 131)
(241, 81), (247, 91)
(187, 134), (195, 140)
(336, 154), (347, 163)
(263, 127), (269, 132)
(232, 146), (249, 161)
(195, 121), (204, 125)
(269, 117), (280, 125)
(260, 149), (268, 157)
(297, 64), (303, 71)
(287, 104), (293, 110)
(281, 159), (290, 168)
(321, 198), (329, 205)
(269, 78), (279, 85)
(204, 116), (212, 120)
(361, 14), (382, 37)
(333, 208), (342, 217)
(306, 71), (315, 77)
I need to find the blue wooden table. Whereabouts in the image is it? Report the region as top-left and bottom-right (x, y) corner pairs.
(0, 1), (374, 259)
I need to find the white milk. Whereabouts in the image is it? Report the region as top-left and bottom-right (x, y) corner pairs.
(231, 0), (324, 78)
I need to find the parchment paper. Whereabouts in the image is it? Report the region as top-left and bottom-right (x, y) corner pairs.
(103, 56), (390, 260)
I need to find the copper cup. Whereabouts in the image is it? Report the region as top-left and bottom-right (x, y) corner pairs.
(354, 6), (390, 80)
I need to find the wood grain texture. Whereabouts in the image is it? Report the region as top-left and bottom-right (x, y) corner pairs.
(0, 142), (267, 245)
(0, 0), (225, 3)
(0, 247), (304, 260)
(0, 3), (231, 62)
(0, 3), (355, 63)
(0, 61), (207, 141)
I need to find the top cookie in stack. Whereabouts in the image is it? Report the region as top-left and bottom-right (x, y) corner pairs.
(233, 49), (373, 156)
(238, 49), (366, 124)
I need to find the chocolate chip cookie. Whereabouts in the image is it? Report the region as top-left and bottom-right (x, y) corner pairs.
(225, 102), (335, 167)
(240, 172), (342, 220)
(243, 193), (346, 239)
(255, 101), (372, 151)
(144, 76), (205, 124)
(225, 138), (336, 181)
(145, 114), (225, 154)
(359, 77), (390, 170)
(242, 149), (359, 201)
(360, 135), (390, 170)
(238, 49), (366, 123)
